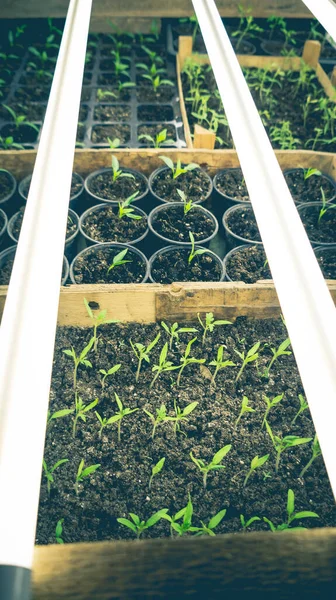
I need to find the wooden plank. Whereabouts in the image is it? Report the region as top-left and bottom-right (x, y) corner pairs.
(302, 40), (322, 68)
(193, 124), (216, 150)
(316, 64), (336, 102)
(331, 67), (336, 88)
(176, 55), (193, 149)
(0, 1), (313, 19)
(32, 529), (336, 600)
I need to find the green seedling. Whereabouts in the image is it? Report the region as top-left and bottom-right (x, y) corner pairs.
(75, 459), (101, 495)
(261, 394), (284, 429)
(55, 518), (64, 544)
(303, 168), (322, 180)
(43, 459), (68, 495)
(161, 321), (197, 350)
(235, 396), (255, 428)
(140, 45), (164, 65)
(263, 471), (272, 481)
(176, 337), (205, 386)
(149, 457), (165, 489)
(96, 88), (117, 101)
(240, 514), (261, 531)
(171, 399), (198, 436)
(73, 396), (98, 438)
(130, 332), (161, 382)
(291, 394), (309, 425)
(84, 298), (119, 352)
(163, 495), (194, 536)
(2, 104), (39, 133)
(263, 489), (319, 531)
(107, 248), (132, 273)
(263, 338), (291, 377)
(99, 364), (121, 389)
(270, 121), (300, 150)
(112, 392), (139, 442)
(150, 342), (178, 388)
(117, 509), (168, 539)
(8, 24), (27, 46)
(243, 454), (269, 487)
(47, 408), (74, 428)
(63, 336), (95, 393)
(143, 404), (172, 438)
(299, 435), (322, 478)
(318, 188), (336, 224)
(107, 137), (120, 149)
(179, 14), (200, 43)
(187, 231), (208, 264)
(265, 421), (312, 472)
(176, 189), (195, 214)
(111, 155), (135, 183)
(138, 128), (174, 148)
(267, 15), (286, 40)
(197, 312), (232, 345)
(0, 135), (24, 150)
(231, 5), (263, 50)
(95, 409), (125, 439)
(190, 509), (227, 536)
(141, 67), (174, 93)
(208, 345), (235, 386)
(159, 156), (199, 179)
(118, 192), (141, 219)
(190, 444), (231, 488)
(234, 341), (260, 381)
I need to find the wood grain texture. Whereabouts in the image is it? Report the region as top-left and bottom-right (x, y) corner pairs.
(32, 529), (336, 600)
(193, 124), (216, 149)
(176, 54), (193, 148)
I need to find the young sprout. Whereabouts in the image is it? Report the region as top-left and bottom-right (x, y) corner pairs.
(107, 137), (120, 149)
(243, 454), (269, 487)
(265, 421), (312, 472)
(240, 514), (261, 531)
(140, 65), (174, 92)
(63, 336), (95, 393)
(138, 128), (174, 148)
(160, 321), (197, 350)
(117, 509), (168, 539)
(83, 298), (120, 352)
(55, 518), (64, 544)
(75, 460), (101, 495)
(299, 435), (322, 478)
(318, 188), (336, 224)
(2, 104), (40, 133)
(96, 88), (117, 101)
(46, 408), (74, 429)
(235, 396), (255, 428)
(159, 156), (199, 179)
(263, 338), (291, 377)
(143, 404), (172, 438)
(190, 509), (227, 536)
(73, 396), (98, 438)
(197, 312), (232, 345)
(112, 392), (139, 442)
(176, 189), (195, 214)
(99, 364), (121, 389)
(163, 495), (194, 537)
(291, 394), (309, 425)
(43, 459), (68, 496)
(0, 135), (25, 150)
(111, 155), (135, 183)
(150, 343), (178, 388)
(261, 394), (284, 429)
(118, 192), (141, 219)
(190, 444), (231, 488)
(234, 341), (260, 381)
(303, 168), (322, 180)
(186, 231), (207, 264)
(176, 337), (205, 386)
(171, 399), (198, 436)
(263, 489), (319, 531)
(208, 345), (235, 386)
(149, 457), (165, 489)
(107, 248), (132, 274)
(95, 409), (124, 439)
(130, 332), (161, 382)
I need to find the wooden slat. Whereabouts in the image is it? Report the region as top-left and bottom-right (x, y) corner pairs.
(193, 124), (216, 150)
(176, 54), (193, 149)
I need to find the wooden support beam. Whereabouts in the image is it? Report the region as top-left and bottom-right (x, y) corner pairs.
(178, 36), (193, 70)
(302, 40), (322, 68)
(331, 66), (336, 88)
(193, 124), (216, 150)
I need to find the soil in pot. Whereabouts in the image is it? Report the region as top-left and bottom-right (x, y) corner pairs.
(81, 205), (148, 244)
(151, 168), (211, 204)
(137, 105), (174, 122)
(35, 316), (335, 545)
(87, 168), (147, 203)
(150, 204), (216, 243)
(71, 245), (147, 284)
(150, 246), (222, 283)
(225, 244), (272, 283)
(136, 85), (175, 103)
(20, 172), (83, 201)
(0, 101), (46, 122)
(0, 249), (68, 285)
(215, 168), (249, 202)
(93, 104), (132, 122)
(91, 124), (130, 145)
(299, 203), (336, 245)
(95, 87), (132, 103)
(315, 247), (336, 279)
(284, 169), (336, 204)
(0, 123), (39, 144)
(10, 207), (77, 242)
(0, 169), (15, 202)
(225, 206), (261, 243)
(14, 86), (50, 102)
(137, 124), (176, 143)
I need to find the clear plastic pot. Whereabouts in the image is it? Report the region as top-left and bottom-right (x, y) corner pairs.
(148, 244), (225, 283)
(0, 245), (69, 286)
(222, 204), (262, 249)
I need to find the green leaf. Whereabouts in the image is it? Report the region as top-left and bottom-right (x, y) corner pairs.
(63, 349), (74, 357)
(182, 401), (198, 416)
(129, 513), (141, 525)
(51, 459), (69, 472)
(159, 343), (169, 364)
(159, 155), (175, 171)
(80, 336), (95, 360)
(208, 509), (227, 530)
(147, 332), (161, 352)
(112, 155), (120, 173)
(77, 459), (84, 480)
(107, 414), (122, 424)
(247, 341), (261, 358)
(114, 392), (123, 412)
(49, 408), (74, 421)
(81, 464), (101, 479)
(184, 162), (199, 171)
(117, 518), (137, 532)
(292, 511), (319, 520)
(212, 445), (232, 465)
(287, 489), (295, 516)
(146, 509), (169, 528)
(152, 457), (165, 476)
(83, 398), (99, 413)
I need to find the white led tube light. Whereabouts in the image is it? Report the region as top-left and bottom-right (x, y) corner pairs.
(301, 0), (336, 42)
(192, 0), (336, 499)
(0, 1), (92, 598)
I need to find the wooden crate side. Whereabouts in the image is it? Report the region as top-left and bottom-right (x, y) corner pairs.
(176, 53), (193, 149)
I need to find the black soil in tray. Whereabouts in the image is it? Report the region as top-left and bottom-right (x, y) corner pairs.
(0, 170), (14, 201)
(95, 87), (132, 103)
(136, 85), (175, 103)
(0, 102), (46, 122)
(226, 207), (261, 242)
(321, 41), (336, 59)
(87, 169), (147, 202)
(151, 247), (221, 283)
(300, 204), (336, 244)
(151, 205), (215, 243)
(285, 170), (336, 204)
(138, 124), (176, 143)
(11, 207), (77, 242)
(21, 172), (83, 200)
(72, 246), (146, 284)
(138, 105), (174, 122)
(91, 124), (131, 145)
(152, 169), (211, 203)
(225, 245), (272, 283)
(216, 169), (249, 202)
(0, 253), (67, 285)
(81, 206), (147, 243)
(36, 317), (335, 545)
(14, 86), (50, 102)
(93, 105), (132, 122)
(0, 123), (39, 143)
(316, 249), (336, 279)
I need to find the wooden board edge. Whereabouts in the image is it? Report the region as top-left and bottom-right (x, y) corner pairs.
(176, 54), (193, 149)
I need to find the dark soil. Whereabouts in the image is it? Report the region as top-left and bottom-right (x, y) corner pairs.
(14, 86), (50, 102)
(0, 123), (39, 143)
(315, 248), (336, 279)
(20, 172), (83, 201)
(95, 87), (132, 103)
(151, 204), (215, 243)
(299, 204), (336, 244)
(225, 245), (272, 283)
(87, 169), (147, 202)
(230, 38), (257, 54)
(81, 205), (148, 244)
(99, 58), (131, 71)
(81, 87), (92, 102)
(72, 246), (147, 284)
(0, 102), (46, 122)
(0, 252), (67, 285)
(93, 105), (131, 122)
(0, 170), (14, 201)
(77, 123), (85, 143)
(10, 207), (77, 242)
(36, 317), (336, 545)
(260, 40), (296, 55)
(138, 124), (176, 143)
(215, 169), (249, 202)
(284, 169), (336, 204)
(98, 73), (130, 86)
(151, 168), (211, 203)
(91, 124), (130, 145)
(136, 85), (175, 103)
(79, 105), (89, 122)
(225, 206), (261, 243)
(321, 41), (336, 59)
(151, 247), (222, 283)
(19, 71), (53, 86)
(138, 105), (174, 122)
